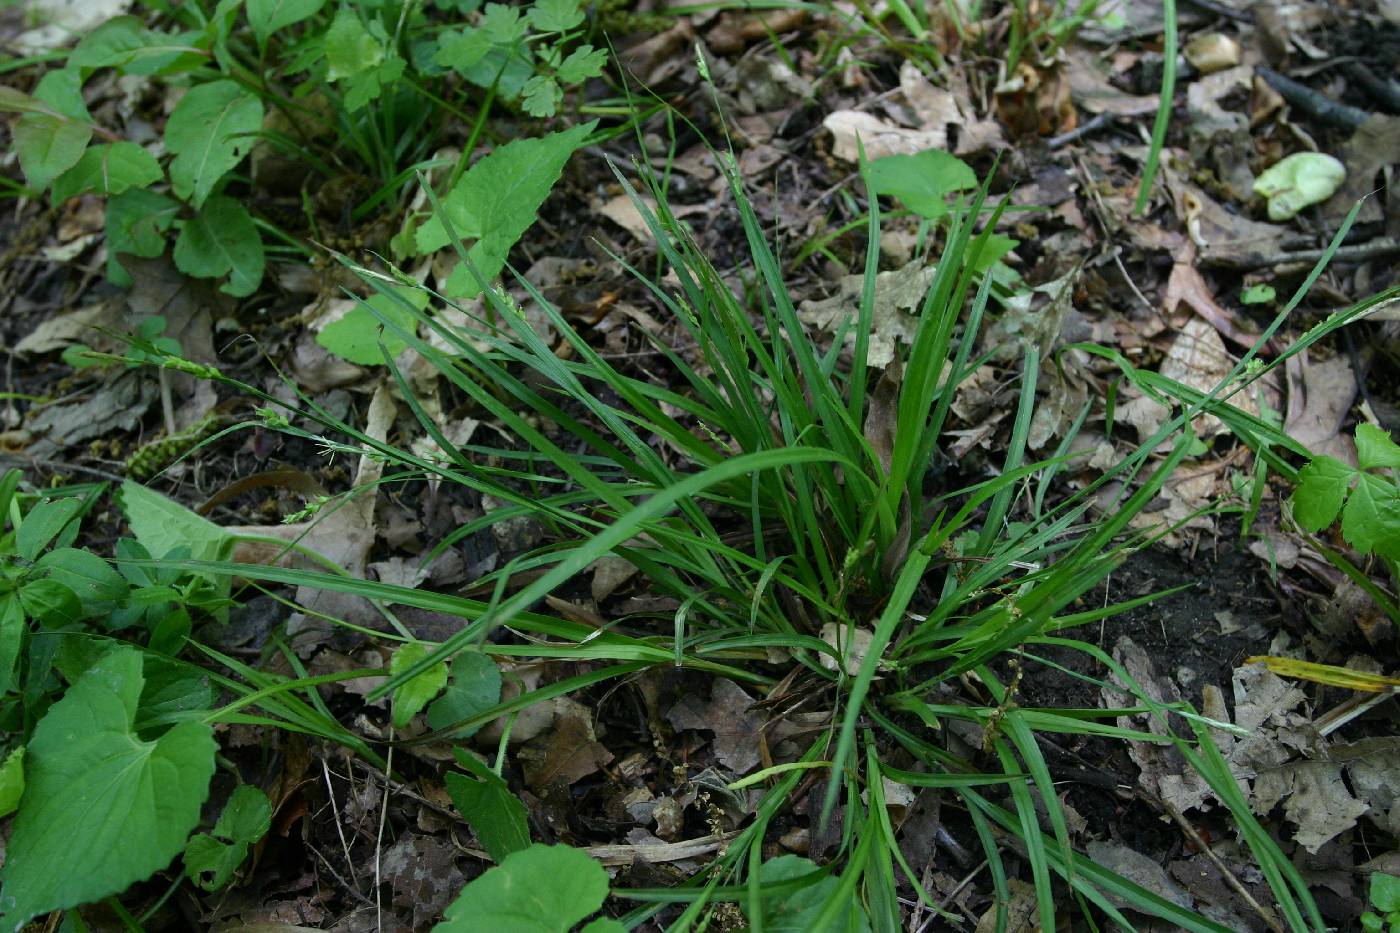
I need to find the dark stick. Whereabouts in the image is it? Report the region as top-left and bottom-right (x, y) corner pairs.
(1343, 62), (1400, 115)
(1181, 0), (1253, 21)
(1048, 112), (1113, 149)
(1257, 66), (1371, 130)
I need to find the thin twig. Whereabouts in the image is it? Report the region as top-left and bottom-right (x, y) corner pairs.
(323, 758), (362, 890)
(919, 860), (985, 932)
(1049, 112), (1112, 149)
(1181, 0), (1253, 20)
(0, 454), (130, 483)
(374, 729), (394, 933)
(308, 843), (377, 909)
(1160, 798), (1286, 933)
(1205, 237), (1400, 272)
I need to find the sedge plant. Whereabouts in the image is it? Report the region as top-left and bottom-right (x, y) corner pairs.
(105, 116), (1358, 929)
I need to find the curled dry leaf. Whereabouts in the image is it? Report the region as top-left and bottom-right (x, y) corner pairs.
(798, 261), (936, 368)
(1117, 317), (1273, 441)
(229, 383), (396, 628)
(1323, 114), (1400, 223)
(974, 878), (1038, 933)
(818, 623), (876, 677)
(1066, 55), (1159, 117)
(1104, 636), (1216, 814)
(380, 835), (465, 929)
(1184, 33), (1242, 73)
(822, 111), (946, 163)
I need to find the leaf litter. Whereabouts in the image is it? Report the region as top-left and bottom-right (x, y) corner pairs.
(1, 0), (1399, 928)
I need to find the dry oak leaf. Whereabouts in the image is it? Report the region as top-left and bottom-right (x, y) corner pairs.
(666, 679), (765, 774)
(518, 697), (613, 791)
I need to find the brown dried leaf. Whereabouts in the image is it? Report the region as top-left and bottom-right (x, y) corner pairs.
(974, 878), (1038, 933)
(1324, 114), (1400, 223)
(123, 254), (220, 363)
(798, 261), (936, 368)
(229, 384), (395, 629)
(666, 679), (765, 774)
(1086, 840), (1194, 912)
(1283, 354), (1358, 466)
(1066, 55), (1159, 116)
(380, 835), (464, 928)
(518, 697), (613, 791)
(822, 111), (946, 163)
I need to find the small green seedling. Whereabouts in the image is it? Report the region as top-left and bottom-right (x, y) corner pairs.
(184, 785), (273, 891)
(1291, 424), (1400, 560)
(1240, 283), (1276, 305)
(1362, 872), (1400, 933)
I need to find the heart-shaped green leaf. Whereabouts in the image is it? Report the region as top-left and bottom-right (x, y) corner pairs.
(0, 647), (216, 930)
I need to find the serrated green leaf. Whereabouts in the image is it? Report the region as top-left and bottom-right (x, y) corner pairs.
(867, 150), (977, 219)
(521, 75), (561, 117)
(427, 650), (501, 732)
(527, 0), (584, 32)
(316, 285), (428, 364)
(416, 122), (595, 297)
(165, 80), (263, 208)
(1240, 283), (1276, 305)
(134, 660), (212, 730)
(17, 578), (80, 627)
(70, 17), (153, 69)
(173, 195), (265, 296)
(557, 45), (607, 85)
(0, 647), (217, 930)
(481, 3), (527, 44)
(390, 642), (449, 728)
(325, 7), (383, 80)
(343, 54), (406, 111)
(107, 188), (180, 284)
(1342, 473), (1400, 559)
(247, 0), (326, 46)
(52, 142), (162, 204)
(0, 86), (52, 116)
(454, 44), (534, 98)
(435, 844), (610, 932)
(1292, 455), (1352, 533)
(32, 68), (89, 122)
(183, 834), (247, 891)
(434, 27), (494, 72)
(445, 749), (530, 864)
(0, 748), (23, 819)
(14, 115), (90, 191)
(185, 784), (271, 891)
(1356, 424), (1400, 471)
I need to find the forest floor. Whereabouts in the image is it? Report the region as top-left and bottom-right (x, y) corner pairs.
(1, 0), (1398, 930)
